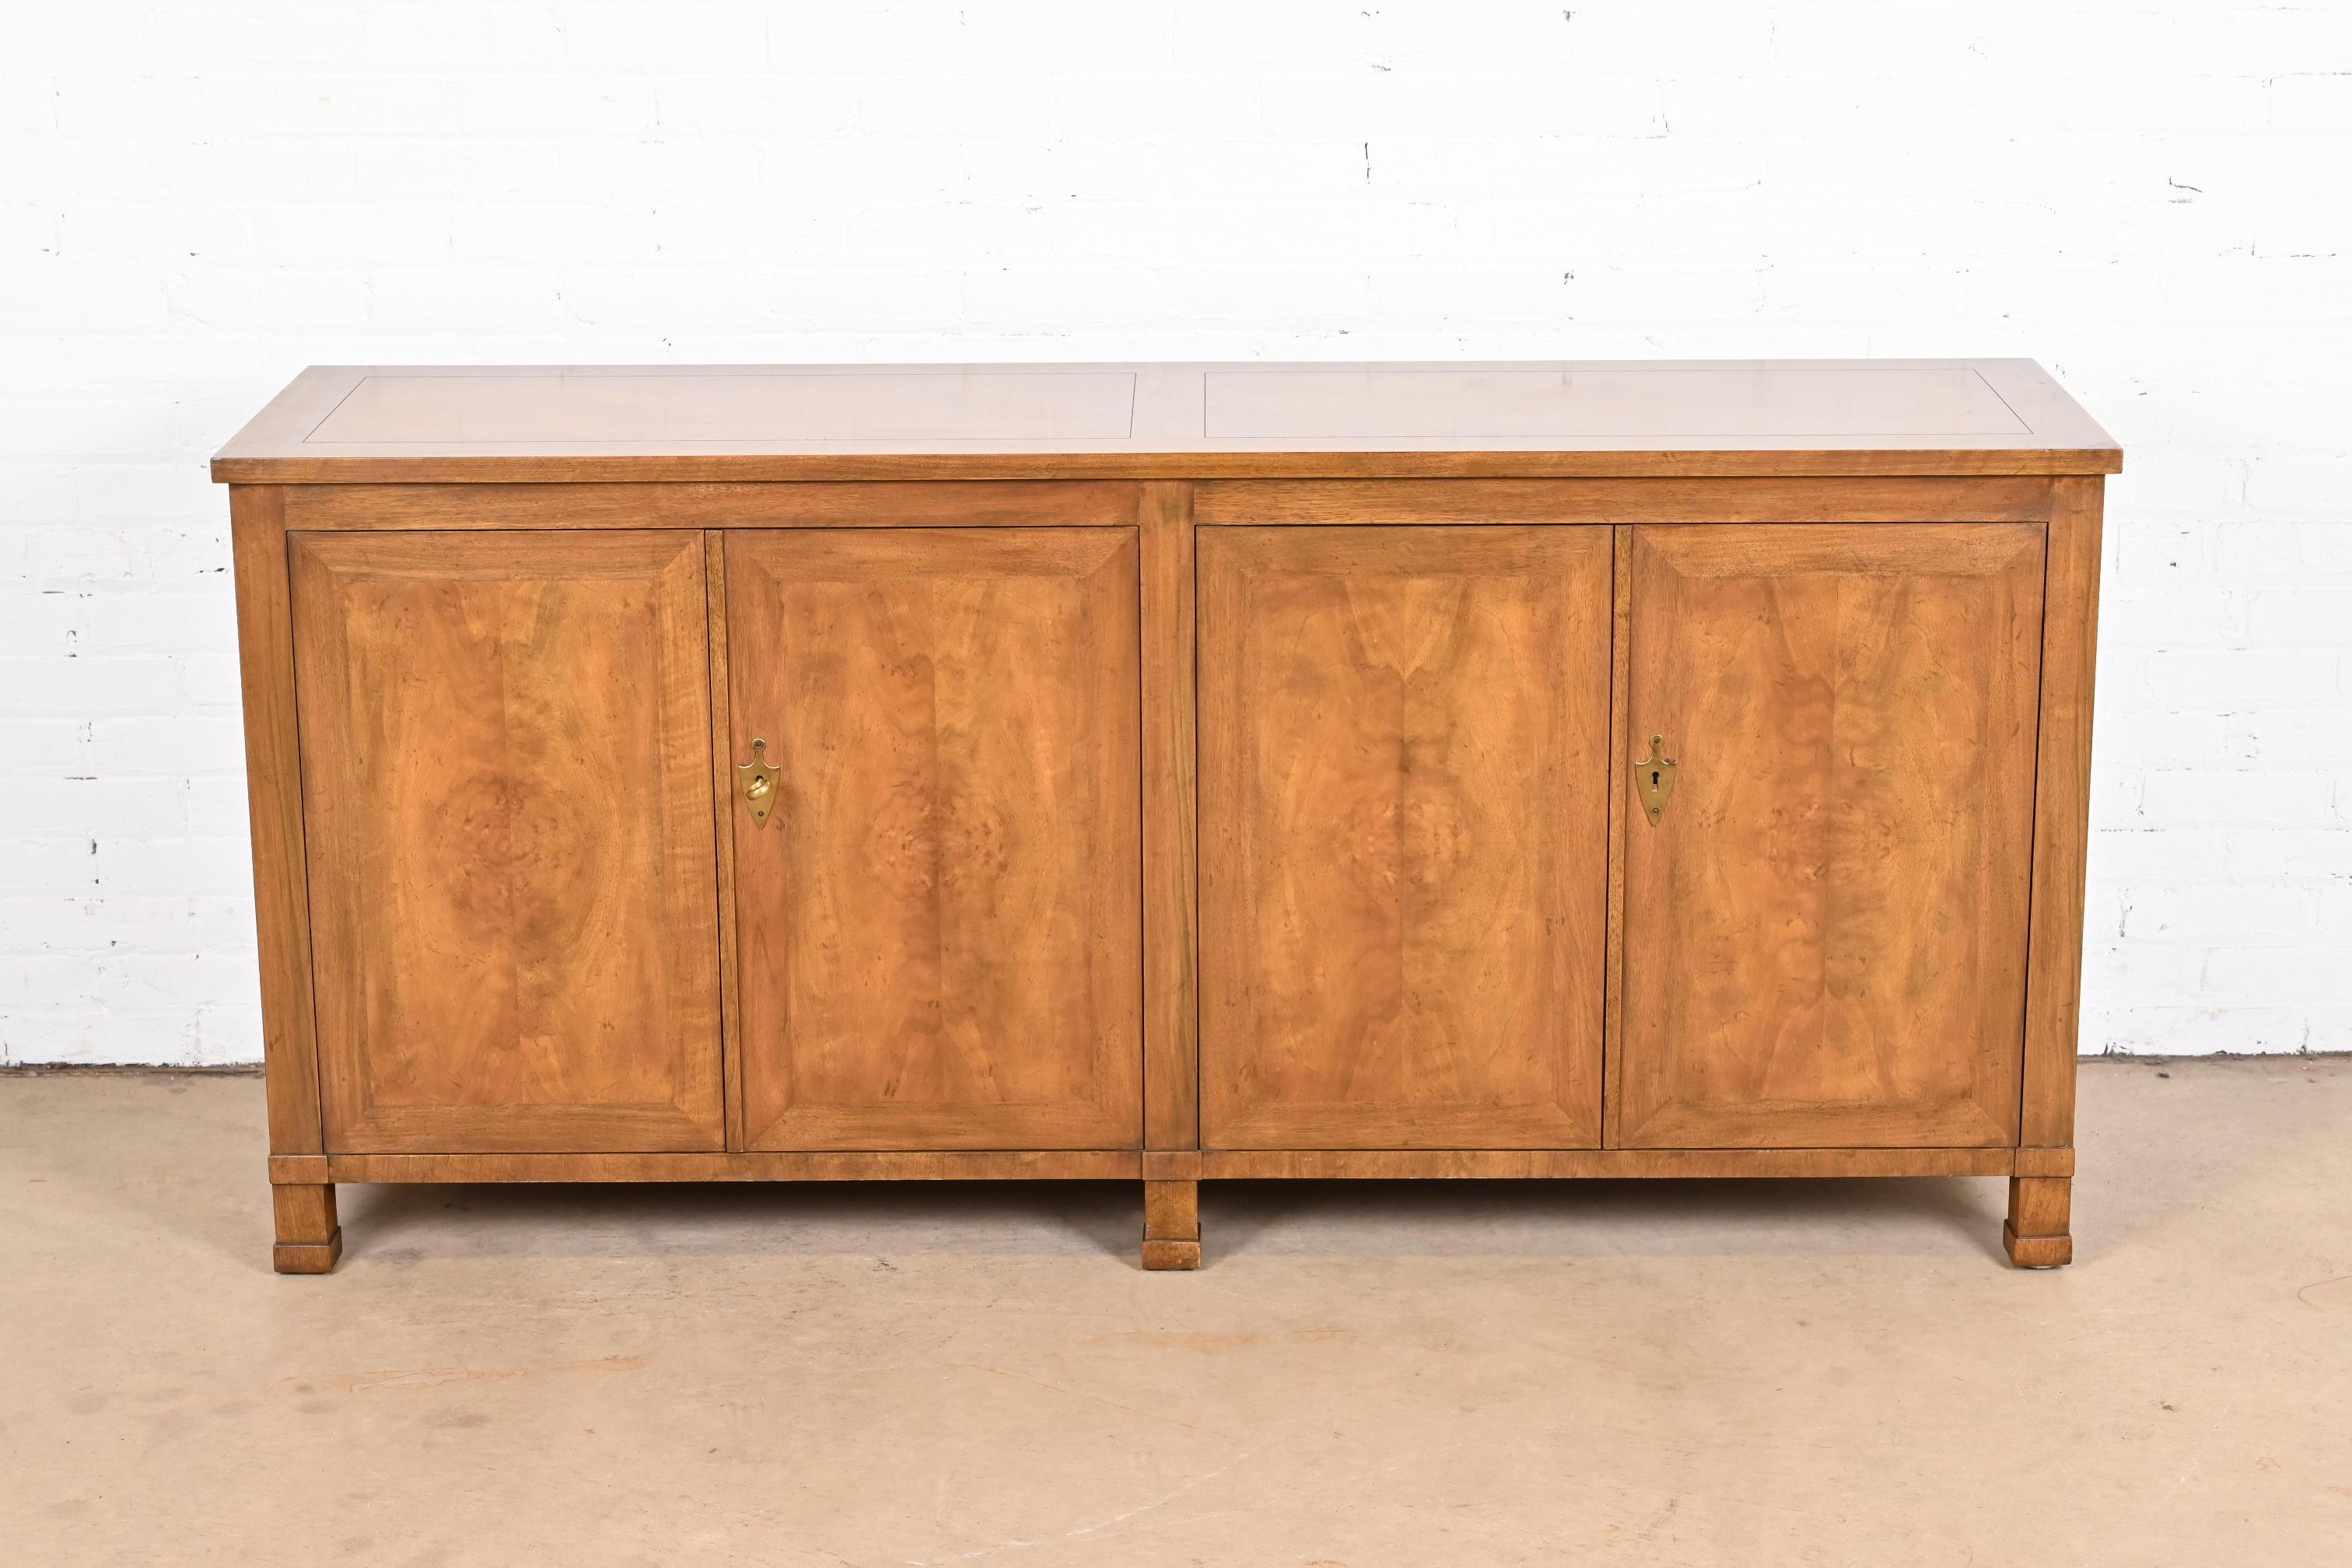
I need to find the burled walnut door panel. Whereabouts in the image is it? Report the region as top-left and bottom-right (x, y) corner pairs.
(1616, 523), (2045, 1150)
(1199, 527), (1612, 1150)
(726, 527), (1141, 1151)
(290, 531), (723, 1153)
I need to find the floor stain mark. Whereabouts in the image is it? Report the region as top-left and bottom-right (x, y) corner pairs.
(2294, 1273), (2352, 1312)
(282, 1355), (646, 1394)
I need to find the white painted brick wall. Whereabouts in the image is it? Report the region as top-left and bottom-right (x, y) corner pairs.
(2, 1), (2347, 1064)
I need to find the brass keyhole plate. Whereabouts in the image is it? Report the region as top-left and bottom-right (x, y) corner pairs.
(1634, 734), (1678, 825)
(738, 737), (781, 828)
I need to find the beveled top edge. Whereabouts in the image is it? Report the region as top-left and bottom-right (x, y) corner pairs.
(212, 359), (2121, 481)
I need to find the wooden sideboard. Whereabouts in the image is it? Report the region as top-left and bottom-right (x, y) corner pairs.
(214, 361), (2117, 1273)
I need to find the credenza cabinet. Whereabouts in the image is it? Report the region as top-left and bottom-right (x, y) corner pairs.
(217, 361), (2116, 1273)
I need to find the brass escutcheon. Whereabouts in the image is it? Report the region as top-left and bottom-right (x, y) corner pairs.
(738, 737), (781, 828)
(1634, 733), (1678, 825)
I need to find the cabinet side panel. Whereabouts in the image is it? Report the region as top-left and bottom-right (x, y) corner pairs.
(229, 485), (324, 1153)
(2021, 478), (2104, 1151)
(1141, 482), (1200, 1150)
(291, 530), (725, 1153)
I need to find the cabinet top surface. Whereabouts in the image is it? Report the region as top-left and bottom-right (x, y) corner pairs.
(213, 359), (2119, 482)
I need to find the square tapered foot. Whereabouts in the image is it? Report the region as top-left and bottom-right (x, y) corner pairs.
(274, 1230), (344, 1274)
(272, 1183), (342, 1275)
(2004, 1175), (2073, 1269)
(2003, 1222), (2072, 1269)
(1142, 1177), (1200, 1270)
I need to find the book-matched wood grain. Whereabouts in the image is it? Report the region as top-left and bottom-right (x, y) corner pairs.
(1140, 481), (1199, 1151)
(1615, 523), (2046, 1150)
(725, 524), (1142, 1151)
(289, 530), (726, 1153)
(221, 362), (2115, 1271)
(228, 486), (324, 1154)
(1199, 525), (1612, 1149)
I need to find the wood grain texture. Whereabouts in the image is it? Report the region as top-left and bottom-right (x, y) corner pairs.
(705, 534), (746, 1151)
(282, 1143), (2023, 1185)
(2004, 1174), (2074, 1267)
(303, 368), (1142, 444)
(1602, 525), (1632, 1147)
(219, 364), (2118, 1263)
(2004, 1230), (2074, 1268)
(266, 1155), (331, 1185)
(726, 524), (1142, 1151)
(228, 486), (324, 1155)
(224, 446), (2135, 484)
(1142, 1178), (1202, 1270)
(290, 530), (724, 1153)
(1206, 365), (2036, 441)
(2021, 478), (2105, 1152)
(213, 361), (2121, 483)
(1199, 525), (1612, 1149)
(231, 450), (2126, 485)
(1616, 523), (2046, 1150)
(1144, 1179), (1200, 1238)
(2009, 1177), (2072, 1236)
(284, 478), (2055, 534)
(271, 1183), (341, 1274)
(1140, 481), (1200, 1150)
(2014, 1146), (2076, 1178)
(284, 481), (1146, 532)
(1200, 1147), (2019, 1179)
(321, 1150), (1142, 1183)
(1195, 477), (2055, 528)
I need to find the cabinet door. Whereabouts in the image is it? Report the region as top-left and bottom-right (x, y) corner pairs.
(1617, 524), (2045, 1149)
(726, 527), (1140, 1151)
(291, 531), (723, 1153)
(1199, 527), (1612, 1149)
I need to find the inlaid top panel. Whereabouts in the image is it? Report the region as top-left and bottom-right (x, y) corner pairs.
(310, 370), (1139, 445)
(214, 361), (2118, 481)
(1204, 366), (2028, 440)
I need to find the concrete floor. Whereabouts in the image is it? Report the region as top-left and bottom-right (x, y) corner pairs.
(2, 1061), (2349, 1566)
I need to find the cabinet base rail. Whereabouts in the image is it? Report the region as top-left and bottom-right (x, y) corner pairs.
(267, 1147), (2074, 1275)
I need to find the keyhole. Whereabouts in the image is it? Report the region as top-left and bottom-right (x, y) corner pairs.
(1650, 769), (1661, 789)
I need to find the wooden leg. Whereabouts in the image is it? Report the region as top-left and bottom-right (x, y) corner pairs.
(2004, 1175), (2073, 1269)
(273, 1183), (343, 1275)
(1141, 1178), (1201, 1271)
